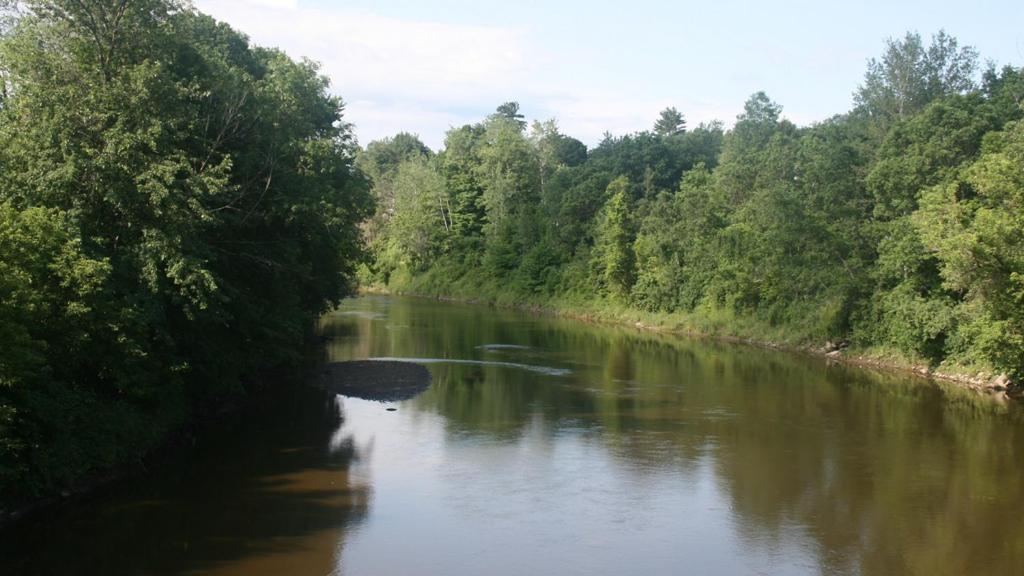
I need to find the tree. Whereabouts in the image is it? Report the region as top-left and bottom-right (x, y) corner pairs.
(360, 133), (432, 186)
(478, 112), (542, 273)
(530, 119), (587, 197)
(633, 165), (722, 311)
(530, 119), (560, 198)
(25, 0), (180, 80)
(716, 92), (794, 204)
(982, 64), (1024, 113)
(440, 123), (487, 240)
(654, 106), (686, 136)
(0, 0), (372, 498)
(855, 30), (979, 125)
(593, 177), (636, 299)
(553, 134), (587, 167)
(387, 159), (450, 270)
(494, 101), (527, 131)
(588, 129), (711, 199)
(915, 119), (1024, 377)
(865, 93), (1002, 219)
(0, 203), (112, 488)
(358, 133), (432, 255)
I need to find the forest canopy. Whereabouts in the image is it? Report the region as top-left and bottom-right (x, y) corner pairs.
(360, 31), (1024, 385)
(0, 0), (372, 499)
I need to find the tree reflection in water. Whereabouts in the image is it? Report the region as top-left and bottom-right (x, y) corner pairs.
(325, 295), (1024, 576)
(1, 387), (372, 576)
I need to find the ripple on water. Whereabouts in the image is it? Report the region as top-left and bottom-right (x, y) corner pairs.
(332, 310), (385, 320)
(474, 343), (533, 352)
(368, 357), (571, 376)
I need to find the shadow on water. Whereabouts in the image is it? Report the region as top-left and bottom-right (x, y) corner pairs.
(0, 386), (370, 576)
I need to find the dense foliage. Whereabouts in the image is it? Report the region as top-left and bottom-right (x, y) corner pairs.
(363, 32), (1024, 381)
(0, 1), (371, 499)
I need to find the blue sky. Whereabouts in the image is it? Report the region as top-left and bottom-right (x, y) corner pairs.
(196, 0), (1024, 149)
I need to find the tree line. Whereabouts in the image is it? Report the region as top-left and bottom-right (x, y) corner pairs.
(0, 1), (371, 500)
(362, 31), (1024, 383)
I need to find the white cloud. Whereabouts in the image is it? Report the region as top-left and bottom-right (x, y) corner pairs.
(542, 97), (671, 144)
(344, 100), (478, 150)
(543, 96), (743, 145)
(242, 0), (297, 9)
(195, 0), (540, 146)
(192, 1), (748, 149)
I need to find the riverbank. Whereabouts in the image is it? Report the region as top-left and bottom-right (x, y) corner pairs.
(364, 286), (1020, 402)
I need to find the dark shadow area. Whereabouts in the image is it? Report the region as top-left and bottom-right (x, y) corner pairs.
(0, 385), (369, 576)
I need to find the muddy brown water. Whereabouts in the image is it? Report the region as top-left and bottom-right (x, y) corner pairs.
(3, 295), (1023, 575)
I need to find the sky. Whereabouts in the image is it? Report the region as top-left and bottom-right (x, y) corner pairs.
(194, 0), (1024, 150)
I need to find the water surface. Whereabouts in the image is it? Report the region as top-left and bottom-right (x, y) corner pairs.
(4, 295), (1023, 575)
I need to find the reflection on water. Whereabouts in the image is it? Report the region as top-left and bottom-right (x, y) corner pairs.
(1, 387), (371, 576)
(475, 343), (534, 351)
(4, 295), (1024, 575)
(325, 296), (1024, 576)
(368, 356), (573, 376)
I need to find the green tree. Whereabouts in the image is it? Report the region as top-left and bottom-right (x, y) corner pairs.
(654, 106), (686, 136)
(633, 165), (722, 311)
(358, 133), (432, 272)
(716, 92), (794, 205)
(479, 112), (541, 273)
(494, 101), (527, 131)
(0, 204), (113, 488)
(440, 123), (488, 241)
(855, 30), (978, 125)
(0, 0), (372, 498)
(916, 119), (1024, 376)
(593, 177), (636, 299)
(360, 133), (432, 189)
(386, 159), (450, 271)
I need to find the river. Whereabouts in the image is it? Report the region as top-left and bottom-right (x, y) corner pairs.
(4, 295), (1023, 575)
